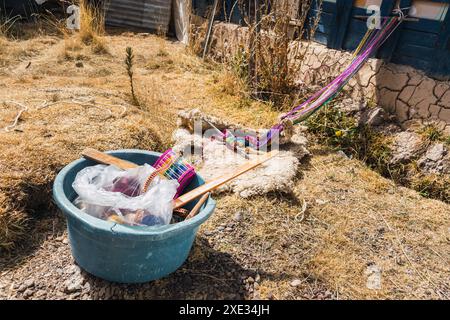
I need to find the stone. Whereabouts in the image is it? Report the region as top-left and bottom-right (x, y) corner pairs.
(233, 211), (243, 222)
(415, 100), (431, 118)
(360, 107), (386, 126)
(368, 58), (382, 73)
(429, 105), (441, 119)
(439, 90), (450, 108)
(365, 264), (382, 290)
(417, 144), (447, 174)
(390, 131), (423, 164)
(425, 143), (446, 162)
(378, 68), (409, 91)
(356, 64), (374, 87)
(395, 100), (410, 122)
(65, 275), (84, 293)
(75, 61), (83, 68)
(66, 265), (81, 275)
(408, 73), (423, 86)
(290, 279), (302, 287)
(379, 89), (398, 113)
(399, 86), (415, 103)
(24, 279), (34, 289)
(23, 289), (34, 298)
(439, 108), (450, 123)
(336, 98), (364, 114)
(434, 83), (449, 99)
(409, 78), (437, 109)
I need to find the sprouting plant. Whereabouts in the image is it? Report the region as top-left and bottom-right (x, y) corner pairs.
(125, 47), (138, 105)
(419, 124), (443, 142)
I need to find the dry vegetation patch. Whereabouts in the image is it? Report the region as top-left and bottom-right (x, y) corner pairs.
(0, 21), (449, 300)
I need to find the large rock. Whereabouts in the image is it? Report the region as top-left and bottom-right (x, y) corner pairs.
(390, 131), (424, 164)
(417, 143), (448, 174)
(359, 107), (387, 127)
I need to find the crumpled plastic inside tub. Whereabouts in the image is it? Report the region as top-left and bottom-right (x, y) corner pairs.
(72, 164), (179, 226)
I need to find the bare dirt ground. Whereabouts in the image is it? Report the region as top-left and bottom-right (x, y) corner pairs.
(0, 28), (449, 300)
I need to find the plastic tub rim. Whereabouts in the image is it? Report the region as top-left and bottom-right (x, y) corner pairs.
(53, 149), (216, 237)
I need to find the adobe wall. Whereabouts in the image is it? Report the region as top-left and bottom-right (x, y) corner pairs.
(210, 22), (450, 133)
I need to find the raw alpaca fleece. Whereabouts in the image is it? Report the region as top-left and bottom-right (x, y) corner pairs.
(173, 110), (310, 198)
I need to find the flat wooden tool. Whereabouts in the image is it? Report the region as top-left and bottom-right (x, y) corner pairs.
(83, 148), (138, 169)
(82, 148), (279, 209)
(185, 192), (210, 220)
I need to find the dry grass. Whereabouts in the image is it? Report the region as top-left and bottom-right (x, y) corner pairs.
(0, 28), (224, 250)
(56, 0), (108, 61)
(0, 100), (163, 249)
(215, 0), (322, 110)
(0, 25), (449, 300)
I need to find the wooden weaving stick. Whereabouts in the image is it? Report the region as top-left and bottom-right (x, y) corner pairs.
(81, 148), (279, 209)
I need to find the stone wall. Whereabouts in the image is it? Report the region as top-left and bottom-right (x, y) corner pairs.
(210, 22), (450, 133)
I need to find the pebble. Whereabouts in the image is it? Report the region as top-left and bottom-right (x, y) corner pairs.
(65, 276), (84, 293)
(83, 282), (91, 293)
(23, 289), (34, 298)
(217, 226), (225, 231)
(233, 212), (243, 222)
(290, 279), (302, 287)
(255, 274), (260, 282)
(17, 279), (34, 293)
(63, 239), (69, 244)
(24, 279), (35, 288)
(36, 290), (46, 298)
(247, 277), (255, 284)
(225, 227), (233, 232)
(315, 199), (328, 205)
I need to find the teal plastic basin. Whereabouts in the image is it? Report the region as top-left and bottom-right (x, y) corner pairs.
(53, 149), (216, 283)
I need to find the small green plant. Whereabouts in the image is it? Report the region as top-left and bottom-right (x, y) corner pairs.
(419, 124), (443, 142)
(306, 105), (399, 179)
(410, 174), (450, 202)
(305, 105), (360, 155)
(230, 47), (249, 83)
(125, 47), (138, 105)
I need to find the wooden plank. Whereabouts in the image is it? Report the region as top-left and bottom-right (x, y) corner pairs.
(395, 43), (437, 58)
(403, 19), (443, 34)
(329, 0), (352, 49)
(82, 148), (138, 170)
(185, 193), (210, 220)
(314, 31), (329, 44)
(391, 54), (432, 71)
(431, 6), (450, 78)
(377, 0), (412, 61)
(398, 29), (439, 48)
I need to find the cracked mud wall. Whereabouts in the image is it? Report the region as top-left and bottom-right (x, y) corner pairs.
(210, 23), (450, 134)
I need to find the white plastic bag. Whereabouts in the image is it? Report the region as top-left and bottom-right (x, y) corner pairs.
(72, 164), (179, 226)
